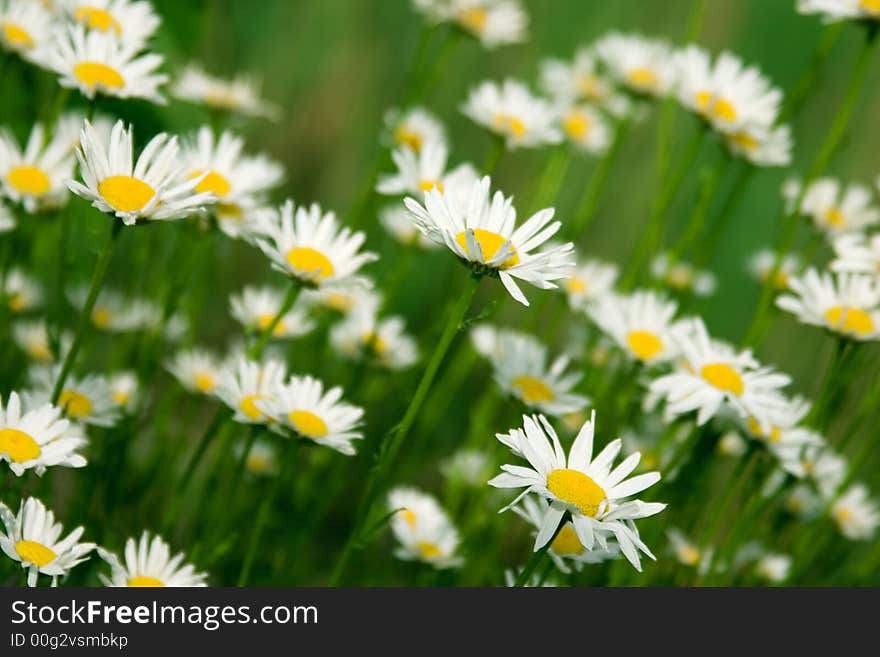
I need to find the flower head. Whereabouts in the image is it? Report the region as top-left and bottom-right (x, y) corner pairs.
(97, 532), (207, 587)
(461, 79), (561, 149)
(0, 123), (76, 213)
(388, 487), (463, 568)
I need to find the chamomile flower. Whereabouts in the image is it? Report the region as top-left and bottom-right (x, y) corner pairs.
(376, 141), (478, 197)
(260, 375), (364, 455)
(252, 199), (377, 287)
(649, 318), (791, 430)
(0, 123), (76, 213)
(722, 123), (793, 167)
(754, 552), (792, 584)
(717, 430), (748, 458)
(68, 286), (157, 332)
(165, 348), (223, 395)
(55, 110), (114, 155)
(68, 120), (214, 224)
(832, 484), (880, 540)
(240, 438), (278, 477)
(784, 177), (880, 234)
(329, 307), (419, 370)
(3, 268), (42, 313)
(0, 497), (94, 587)
(440, 448), (491, 486)
(487, 330), (588, 417)
(748, 249), (802, 291)
(108, 371), (138, 412)
(229, 286), (314, 340)
(215, 356), (286, 425)
(667, 528), (712, 573)
(387, 487), (463, 568)
(27, 367), (120, 428)
(651, 253), (716, 297)
(595, 32), (678, 97)
(587, 291), (681, 365)
(461, 79), (562, 149)
(831, 232), (880, 276)
(559, 258), (618, 310)
(12, 320), (70, 363)
(403, 176), (574, 306)
(60, 0), (161, 48)
(97, 532), (207, 587)
(379, 204), (437, 248)
(539, 48), (628, 114)
(738, 395), (821, 453)
(776, 269), (880, 341)
(384, 106), (445, 153)
(797, 0), (880, 22)
(0, 0), (55, 63)
(777, 442), (846, 499)
(172, 63), (281, 120)
(43, 24), (167, 103)
(0, 392), (86, 477)
(557, 104), (611, 154)
(415, 0), (527, 49)
(490, 412), (665, 571)
(300, 276), (378, 317)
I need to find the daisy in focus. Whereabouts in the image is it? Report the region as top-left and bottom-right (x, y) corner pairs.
(748, 249), (802, 291)
(388, 487), (462, 569)
(0, 123), (76, 213)
(414, 0), (528, 49)
(461, 79), (562, 149)
(384, 106), (445, 153)
(558, 257), (618, 310)
(587, 291), (681, 365)
(215, 356), (287, 425)
(97, 532), (207, 587)
(172, 63), (281, 120)
(831, 232), (880, 276)
(376, 141), (478, 197)
(61, 0), (161, 48)
(230, 286), (314, 340)
(595, 32), (677, 98)
(329, 306), (419, 370)
(0, 0), (55, 63)
(165, 348), (224, 396)
(783, 177), (880, 235)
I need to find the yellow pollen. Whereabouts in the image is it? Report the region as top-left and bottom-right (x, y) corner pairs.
(58, 389), (93, 418)
(239, 394), (265, 420)
(3, 23), (34, 49)
(73, 61), (125, 90)
(15, 540), (56, 567)
(204, 92), (239, 109)
(701, 363), (744, 396)
(455, 229), (519, 268)
(418, 179), (444, 193)
(191, 169), (231, 197)
(128, 575), (165, 587)
(627, 68), (658, 90)
(728, 131), (758, 152)
(9, 293), (27, 312)
(285, 247), (335, 281)
(772, 270), (789, 290)
(217, 202), (243, 219)
(824, 306), (875, 337)
(325, 293), (354, 312)
(512, 375), (554, 404)
(362, 332), (387, 355)
(493, 113), (527, 138)
(0, 428), (42, 463)
(400, 509), (417, 527)
(547, 469), (607, 517)
(394, 125), (423, 152)
(564, 278), (587, 294)
(550, 525), (584, 556)
(246, 453), (272, 473)
(824, 208), (846, 227)
(563, 112), (590, 140)
(27, 342), (53, 362)
(626, 330), (663, 361)
(92, 306), (112, 328)
(696, 91), (737, 122)
(112, 390), (129, 405)
(7, 166), (51, 196)
(457, 7), (487, 33)
(834, 506), (852, 524)
(860, 0), (880, 13)
(98, 175), (156, 213)
(75, 6), (122, 33)
(288, 410), (328, 438)
(257, 314), (286, 336)
(416, 541), (442, 560)
(194, 372), (215, 393)
(680, 545), (701, 566)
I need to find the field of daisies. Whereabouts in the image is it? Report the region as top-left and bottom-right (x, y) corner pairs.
(1, 0), (879, 589)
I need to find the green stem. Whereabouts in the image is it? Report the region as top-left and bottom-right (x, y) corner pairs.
(780, 23), (842, 121)
(514, 521), (563, 587)
(669, 155), (727, 260)
(694, 163), (752, 268)
(247, 281), (302, 360)
(482, 135), (505, 176)
(529, 144), (571, 214)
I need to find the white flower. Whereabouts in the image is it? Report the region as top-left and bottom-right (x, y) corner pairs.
(97, 532), (207, 587)
(215, 356), (287, 425)
(666, 528), (711, 573)
(165, 348), (223, 395)
(387, 487), (463, 568)
(376, 141), (478, 197)
(461, 79), (562, 149)
(0, 123), (76, 213)
(722, 123), (793, 167)
(559, 257), (618, 310)
(650, 253), (716, 297)
(754, 552), (792, 583)
(300, 276), (378, 316)
(68, 286), (161, 332)
(240, 438), (278, 477)
(587, 291), (681, 365)
(777, 443), (846, 500)
(0, 202), (15, 233)
(329, 305), (419, 370)
(172, 63), (280, 120)
(831, 232), (880, 276)
(379, 204), (437, 248)
(60, 0), (161, 48)
(539, 48), (628, 114)
(595, 32), (677, 97)
(26, 367), (121, 428)
(384, 106), (445, 153)
(797, 0), (880, 22)
(3, 268), (42, 313)
(12, 320), (71, 363)
(229, 286), (314, 340)
(414, 0), (528, 49)
(784, 177), (880, 234)
(109, 371), (138, 412)
(747, 249), (802, 290)
(738, 395), (821, 453)
(0, 0), (55, 63)
(557, 104), (611, 154)
(440, 448), (491, 486)
(832, 484), (880, 540)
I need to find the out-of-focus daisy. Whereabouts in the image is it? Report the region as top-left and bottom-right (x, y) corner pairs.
(490, 412), (665, 571)
(831, 232), (880, 276)
(172, 63), (280, 120)
(748, 249), (802, 291)
(379, 204), (437, 248)
(832, 484), (879, 540)
(97, 532), (207, 587)
(330, 307), (419, 370)
(486, 330), (588, 416)
(0, 123), (75, 213)
(252, 199), (377, 287)
(387, 487), (462, 568)
(384, 106), (445, 153)
(229, 286), (314, 341)
(109, 371), (138, 412)
(540, 48), (620, 110)
(27, 367), (120, 428)
(777, 443), (846, 499)
(240, 438), (278, 477)
(754, 552), (792, 583)
(68, 120), (214, 225)
(797, 0), (880, 22)
(649, 318), (791, 430)
(404, 176), (574, 305)
(376, 141), (478, 197)
(165, 348), (223, 395)
(300, 276), (378, 317)
(667, 528), (712, 573)
(469, 322), (500, 359)
(651, 253), (716, 297)
(461, 79), (562, 149)
(587, 291), (680, 365)
(784, 177), (880, 235)
(723, 123), (793, 167)
(61, 0), (161, 47)
(559, 257), (618, 310)
(776, 269), (880, 341)
(0, 497), (94, 587)
(43, 25), (167, 103)
(717, 430), (748, 458)
(414, 0), (527, 49)
(786, 484), (823, 518)
(440, 448), (491, 486)
(259, 375), (364, 455)
(1, 392), (86, 477)
(557, 104), (611, 154)
(3, 268), (42, 313)
(739, 395), (822, 453)
(68, 286), (158, 332)
(12, 320), (71, 363)
(215, 357), (286, 425)
(55, 110), (115, 155)
(595, 32), (677, 97)
(0, 0), (55, 63)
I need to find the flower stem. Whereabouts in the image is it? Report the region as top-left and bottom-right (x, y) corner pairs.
(247, 280), (302, 360)
(482, 135), (505, 176)
(514, 521), (563, 587)
(668, 154), (727, 260)
(529, 144), (571, 214)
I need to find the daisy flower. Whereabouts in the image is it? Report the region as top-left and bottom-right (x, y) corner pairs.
(587, 291), (681, 365)
(440, 448), (491, 486)
(461, 79), (562, 149)
(776, 268), (880, 341)
(229, 286), (314, 340)
(487, 330), (589, 417)
(3, 267), (42, 313)
(667, 528), (712, 573)
(831, 232), (880, 276)
(403, 176), (574, 305)
(109, 371), (138, 412)
(379, 204), (437, 248)
(12, 320), (71, 363)
(557, 103), (611, 154)
(329, 307), (419, 370)
(739, 395), (823, 454)
(776, 442), (846, 499)
(595, 32), (678, 97)
(0, 0), (55, 63)
(251, 199), (377, 288)
(240, 438), (278, 477)
(376, 141), (478, 197)
(384, 106), (445, 153)
(489, 412), (665, 571)
(43, 24), (167, 103)
(27, 367), (121, 428)
(832, 484), (880, 540)
(67, 286), (158, 332)
(717, 430), (748, 458)
(650, 253), (716, 297)
(797, 0), (880, 22)
(60, 0), (161, 47)
(300, 276), (378, 317)
(165, 348), (223, 395)
(649, 318), (791, 430)
(748, 249), (802, 291)
(414, 0), (528, 49)
(559, 257), (618, 310)
(215, 356), (286, 425)
(754, 552), (792, 584)
(172, 63), (281, 120)
(0, 497), (94, 587)
(722, 123), (793, 167)
(0, 123), (76, 213)
(539, 48), (628, 114)
(259, 375), (364, 455)
(387, 487), (463, 568)
(1, 392), (86, 477)
(97, 532), (207, 587)
(783, 177), (880, 235)
(68, 120), (214, 225)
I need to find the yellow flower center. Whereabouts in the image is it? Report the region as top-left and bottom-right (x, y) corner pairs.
(564, 277), (587, 294)
(416, 541), (442, 559)
(194, 372), (215, 393)
(362, 331), (387, 355)
(626, 330), (663, 361)
(394, 125), (422, 152)
(455, 229), (519, 267)
(58, 389), (94, 418)
(2, 23), (34, 49)
(128, 576), (165, 587)
(457, 7), (487, 34)
(239, 394), (265, 420)
(667, 265), (692, 289)
(550, 524), (584, 556)
(823, 208), (846, 227)
(627, 68), (658, 91)
(547, 469), (607, 517)
(15, 540), (56, 567)
(493, 113), (527, 138)
(577, 75), (601, 100)
(772, 270), (789, 290)
(418, 179), (444, 192)
(92, 305), (112, 328)
(563, 112), (590, 140)
(512, 375), (554, 404)
(824, 306), (875, 337)
(75, 6), (122, 34)
(400, 509), (417, 527)
(680, 545), (701, 566)
(27, 341), (53, 362)
(325, 293), (354, 312)
(98, 175), (156, 213)
(217, 202), (243, 220)
(7, 166), (51, 196)
(288, 410), (328, 438)
(700, 363), (744, 396)
(860, 0), (880, 13)
(695, 91), (737, 122)
(285, 247), (335, 281)
(728, 131), (758, 152)
(204, 92), (239, 109)
(746, 416), (781, 443)
(73, 61), (125, 90)
(191, 169), (231, 197)
(246, 453), (272, 473)
(257, 313), (286, 336)
(112, 390), (129, 405)
(0, 428), (42, 463)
